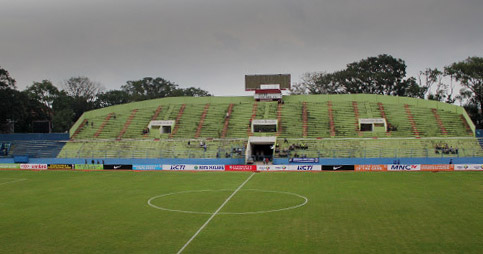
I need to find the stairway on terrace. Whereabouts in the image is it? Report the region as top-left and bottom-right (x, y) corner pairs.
(250, 101), (279, 137)
(221, 104), (234, 138)
(74, 115), (111, 140)
(199, 103), (229, 138)
(279, 102), (303, 138)
(71, 119), (87, 140)
(437, 110), (474, 137)
(95, 112), (129, 139)
(117, 109), (138, 140)
(305, 102), (331, 138)
(332, 101), (358, 137)
(407, 106), (441, 137)
(226, 102), (254, 138)
(165, 104), (184, 138)
(355, 102), (388, 138)
(122, 106), (159, 139)
(172, 104), (205, 139)
(382, 104), (415, 137)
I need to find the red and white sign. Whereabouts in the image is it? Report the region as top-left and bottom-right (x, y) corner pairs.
(20, 164), (48, 170)
(225, 165), (257, 171)
(355, 165), (387, 172)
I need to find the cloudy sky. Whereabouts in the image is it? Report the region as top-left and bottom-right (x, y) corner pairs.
(1, 0), (482, 96)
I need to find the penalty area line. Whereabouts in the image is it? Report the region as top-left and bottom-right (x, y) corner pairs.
(0, 178), (27, 186)
(176, 172), (256, 254)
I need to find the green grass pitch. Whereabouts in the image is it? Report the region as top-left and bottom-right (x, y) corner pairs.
(0, 170), (482, 254)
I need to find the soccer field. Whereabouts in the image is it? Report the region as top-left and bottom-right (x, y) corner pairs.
(0, 170), (482, 254)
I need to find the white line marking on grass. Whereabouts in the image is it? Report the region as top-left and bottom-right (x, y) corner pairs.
(176, 172), (256, 254)
(148, 189), (308, 215)
(0, 178), (27, 186)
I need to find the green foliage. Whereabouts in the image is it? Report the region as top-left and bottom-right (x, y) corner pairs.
(24, 80), (60, 109)
(122, 77), (179, 101)
(121, 77), (211, 101)
(445, 57), (483, 128)
(294, 54), (423, 98)
(97, 90), (131, 107)
(62, 76), (103, 102)
(0, 66), (16, 89)
(0, 88), (50, 132)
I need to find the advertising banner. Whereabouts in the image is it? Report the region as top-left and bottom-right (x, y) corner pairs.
(355, 165), (387, 172)
(285, 165), (322, 171)
(289, 158), (319, 163)
(454, 164), (483, 171)
(20, 164), (47, 170)
(193, 165), (225, 171)
(322, 165), (355, 171)
(420, 164), (453, 171)
(104, 164), (132, 170)
(47, 164), (73, 170)
(0, 163), (20, 169)
(163, 165), (225, 171)
(257, 165), (288, 171)
(74, 164), (104, 170)
(133, 164), (163, 170)
(225, 165), (257, 171)
(387, 164), (421, 171)
(164, 165), (188, 170)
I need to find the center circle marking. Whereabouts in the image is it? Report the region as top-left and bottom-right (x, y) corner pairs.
(147, 189), (308, 215)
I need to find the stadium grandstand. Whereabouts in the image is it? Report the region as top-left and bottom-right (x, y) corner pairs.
(55, 93), (482, 162)
(1, 74), (482, 166)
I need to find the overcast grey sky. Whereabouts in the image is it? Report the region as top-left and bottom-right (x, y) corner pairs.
(1, 0), (482, 96)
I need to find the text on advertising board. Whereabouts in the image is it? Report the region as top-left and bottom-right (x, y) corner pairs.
(387, 164), (420, 171)
(355, 165), (387, 171)
(454, 164), (483, 170)
(20, 164), (47, 170)
(225, 165), (257, 171)
(133, 165), (163, 170)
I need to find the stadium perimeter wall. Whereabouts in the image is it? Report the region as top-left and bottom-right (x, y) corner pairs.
(1, 157), (481, 165)
(0, 133), (69, 141)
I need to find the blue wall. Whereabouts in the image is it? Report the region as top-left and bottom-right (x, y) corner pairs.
(274, 157), (483, 165)
(476, 129), (483, 137)
(1, 157), (481, 165)
(0, 133), (69, 141)
(0, 157), (245, 165)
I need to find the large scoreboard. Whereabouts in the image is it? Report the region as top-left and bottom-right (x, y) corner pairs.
(245, 74), (291, 91)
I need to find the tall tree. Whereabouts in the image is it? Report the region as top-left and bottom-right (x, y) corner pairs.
(122, 77), (178, 101)
(177, 87), (212, 97)
(97, 90), (131, 107)
(62, 76), (103, 121)
(0, 66), (16, 89)
(122, 77), (211, 101)
(417, 68), (456, 103)
(294, 54), (423, 98)
(445, 56), (483, 128)
(62, 76), (103, 102)
(51, 91), (75, 132)
(24, 80), (60, 109)
(338, 54), (423, 97)
(291, 72), (344, 95)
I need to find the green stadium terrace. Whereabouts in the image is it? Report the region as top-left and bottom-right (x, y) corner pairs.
(2, 93), (481, 166)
